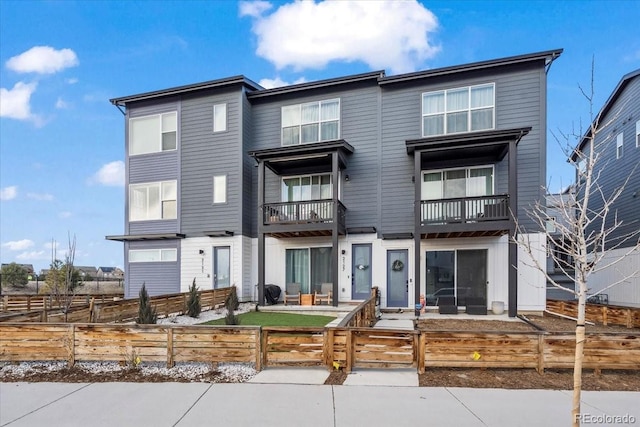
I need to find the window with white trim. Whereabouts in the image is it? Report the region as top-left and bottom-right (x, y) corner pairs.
(129, 181), (177, 221)
(129, 112), (177, 155)
(636, 120), (639, 148)
(282, 99), (339, 146)
(129, 248), (177, 262)
(282, 174), (332, 202)
(213, 175), (227, 204)
(422, 84), (494, 136)
(616, 133), (623, 159)
(213, 104), (227, 132)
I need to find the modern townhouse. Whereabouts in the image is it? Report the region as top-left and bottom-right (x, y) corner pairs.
(108, 48), (563, 317)
(570, 69), (640, 307)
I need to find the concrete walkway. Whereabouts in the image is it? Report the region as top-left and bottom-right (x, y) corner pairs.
(2, 379), (637, 427)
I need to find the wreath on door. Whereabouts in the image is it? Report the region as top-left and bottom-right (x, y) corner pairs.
(391, 259), (404, 271)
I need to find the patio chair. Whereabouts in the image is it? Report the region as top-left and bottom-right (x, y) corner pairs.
(284, 282), (301, 305)
(314, 283), (333, 305)
(438, 296), (458, 314)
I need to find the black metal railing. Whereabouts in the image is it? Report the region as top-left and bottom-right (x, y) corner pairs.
(420, 195), (509, 225)
(263, 200), (346, 226)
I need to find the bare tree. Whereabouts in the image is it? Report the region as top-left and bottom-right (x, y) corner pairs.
(514, 62), (639, 426)
(45, 234), (83, 322)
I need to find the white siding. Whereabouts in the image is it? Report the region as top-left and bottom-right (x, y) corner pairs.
(517, 232), (547, 312)
(586, 246), (640, 308)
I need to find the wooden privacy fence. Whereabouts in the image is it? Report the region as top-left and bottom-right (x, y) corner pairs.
(338, 287), (378, 327)
(0, 287), (233, 324)
(547, 299), (640, 328)
(1, 294), (123, 312)
(2, 323), (638, 373)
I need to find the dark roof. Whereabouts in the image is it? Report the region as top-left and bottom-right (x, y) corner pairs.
(247, 71), (384, 100)
(406, 127), (532, 155)
(98, 267), (115, 272)
(105, 233), (186, 242)
(571, 68), (640, 160)
(110, 76), (263, 106)
(379, 49), (563, 86)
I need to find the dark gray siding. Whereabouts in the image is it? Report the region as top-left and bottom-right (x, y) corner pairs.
(586, 75), (640, 249)
(380, 61), (547, 233)
(124, 240), (180, 298)
(180, 89), (242, 235)
(250, 84), (381, 231)
(242, 91), (255, 236)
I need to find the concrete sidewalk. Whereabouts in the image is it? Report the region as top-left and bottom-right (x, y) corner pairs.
(1, 381), (637, 427)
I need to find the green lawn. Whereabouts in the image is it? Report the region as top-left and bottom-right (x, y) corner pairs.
(203, 311), (335, 327)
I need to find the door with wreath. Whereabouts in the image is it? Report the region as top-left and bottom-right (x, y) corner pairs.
(386, 249), (408, 307)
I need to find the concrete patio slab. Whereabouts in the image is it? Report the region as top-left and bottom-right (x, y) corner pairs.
(249, 367), (330, 385)
(343, 368), (419, 387)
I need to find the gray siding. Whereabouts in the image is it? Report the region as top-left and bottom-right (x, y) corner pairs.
(242, 91), (255, 236)
(180, 89), (242, 235)
(380, 61), (547, 233)
(586, 75), (640, 249)
(124, 240), (180, 298)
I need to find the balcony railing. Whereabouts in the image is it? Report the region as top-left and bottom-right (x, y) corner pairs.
(263, 200), (346, 226)
(421, 195), (509, 225)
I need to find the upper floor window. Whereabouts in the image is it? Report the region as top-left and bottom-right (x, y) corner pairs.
(129, 112), (177, 155)
(213, 175), (227, 204)
(129, 248), (177, 262)
(636, 120), (639, 148)
(616, 133), (623, 159)
(282, 174), (332, 202)
(422, 84), (494, 137)
(282, 99), (339, 146)
(130, 180), (177, 221)
(421, 166), (493, 200)
(213, 104), (227, 133)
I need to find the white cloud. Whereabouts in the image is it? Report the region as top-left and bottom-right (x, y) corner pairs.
(16, 250), (49, 261)
(242, 0), (440, 74)
(0, 81), (38, 120)
(258, 76), (307, 89)
(58, 211), (72, 219)
(0, 186), (18, 200)
(2, 239), (35, 251)
(26, 192), (54, 201)
(66, 77), (79, 84)
(6, 46), (79, 74)
(239, 0), (273, 18)
(88, 161), (125, 187)
(55, 97), (69, 109)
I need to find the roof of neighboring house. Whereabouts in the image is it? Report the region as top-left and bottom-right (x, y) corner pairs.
(571, 68), (640, 161)
(75, 266), (98, 275)
(110, 75), (263, 106)
(1, 263), (35, 273)
(98, 267), (115, 273)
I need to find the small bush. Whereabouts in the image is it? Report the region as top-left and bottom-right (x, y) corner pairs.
(225, 311), (240, 325)
(136, 283), (157, 324)
(186, 278), (201, 318)
(224, 287), (239, 311)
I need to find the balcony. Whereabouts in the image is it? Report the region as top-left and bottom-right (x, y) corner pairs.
(262, 200), (346, 237)
(420, 195), (511, 238)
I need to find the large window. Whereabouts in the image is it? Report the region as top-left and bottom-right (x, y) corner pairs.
(421, 166), (493, 200)
(282, 174), (332, 202)
(282, 99), (340, 146)
(286, 247), (332, 294)
(130, 181), (177, 221)
(129, 112), (177, 155)
(422, 84), (494, 136)
(129, 248), (177, 262)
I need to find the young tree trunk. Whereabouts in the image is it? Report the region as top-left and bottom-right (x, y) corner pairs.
(572, 290), (587, 427)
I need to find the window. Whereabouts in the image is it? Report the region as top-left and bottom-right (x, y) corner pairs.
(282, 99), (339, 145)
(213, 175), (226, 204)
(286, 247), (332, 294)
(129, 248), (177, 262)
(616, 133), (624, 159)
(129, 181), (177, 221)
(636, 120), (639, 148)
(421, 166), (493, 200)
(546, 217), (557, 233)
(129, 112), (177, 155)
(213, 104), (227, 132)
(282, 174), (332, 202)
(422, 84), (494, 136)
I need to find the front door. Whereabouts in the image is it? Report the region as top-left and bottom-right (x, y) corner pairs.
(387, 249), (408, 307)
(213, 246), (230, 289)
(352, 244), (372, 299)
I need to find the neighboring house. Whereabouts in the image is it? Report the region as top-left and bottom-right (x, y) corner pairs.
(570, 69), (640, 308)
(545, 188), (576, 300)
(108, 49), (563, 317)
(97, 267), (124, 280)
(75, 266), (98, 280)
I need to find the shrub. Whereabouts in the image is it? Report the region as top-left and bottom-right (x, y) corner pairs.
(224, 287), (239, 311)
(224, 311), (240, 325)
(0, 263), (28, 288)
(186, 278), (201, 318)
(136, 283), (157, 324)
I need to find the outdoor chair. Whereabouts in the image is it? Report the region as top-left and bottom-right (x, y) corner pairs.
(284, 282), (301, 305)
(438, 296), (458, 314)
(314, 283), (332, 305)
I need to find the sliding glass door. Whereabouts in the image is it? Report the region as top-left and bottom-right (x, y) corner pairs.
(425, 249), (487, 306)
(285, 247), (332, 294)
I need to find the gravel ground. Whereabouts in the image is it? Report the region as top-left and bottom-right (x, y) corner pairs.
(157, 303), (253, 325)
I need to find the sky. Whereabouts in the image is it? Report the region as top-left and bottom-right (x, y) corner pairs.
(1, 0), (639, 274)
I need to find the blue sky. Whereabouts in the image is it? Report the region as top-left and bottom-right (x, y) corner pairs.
(1, 0), (639, 273)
